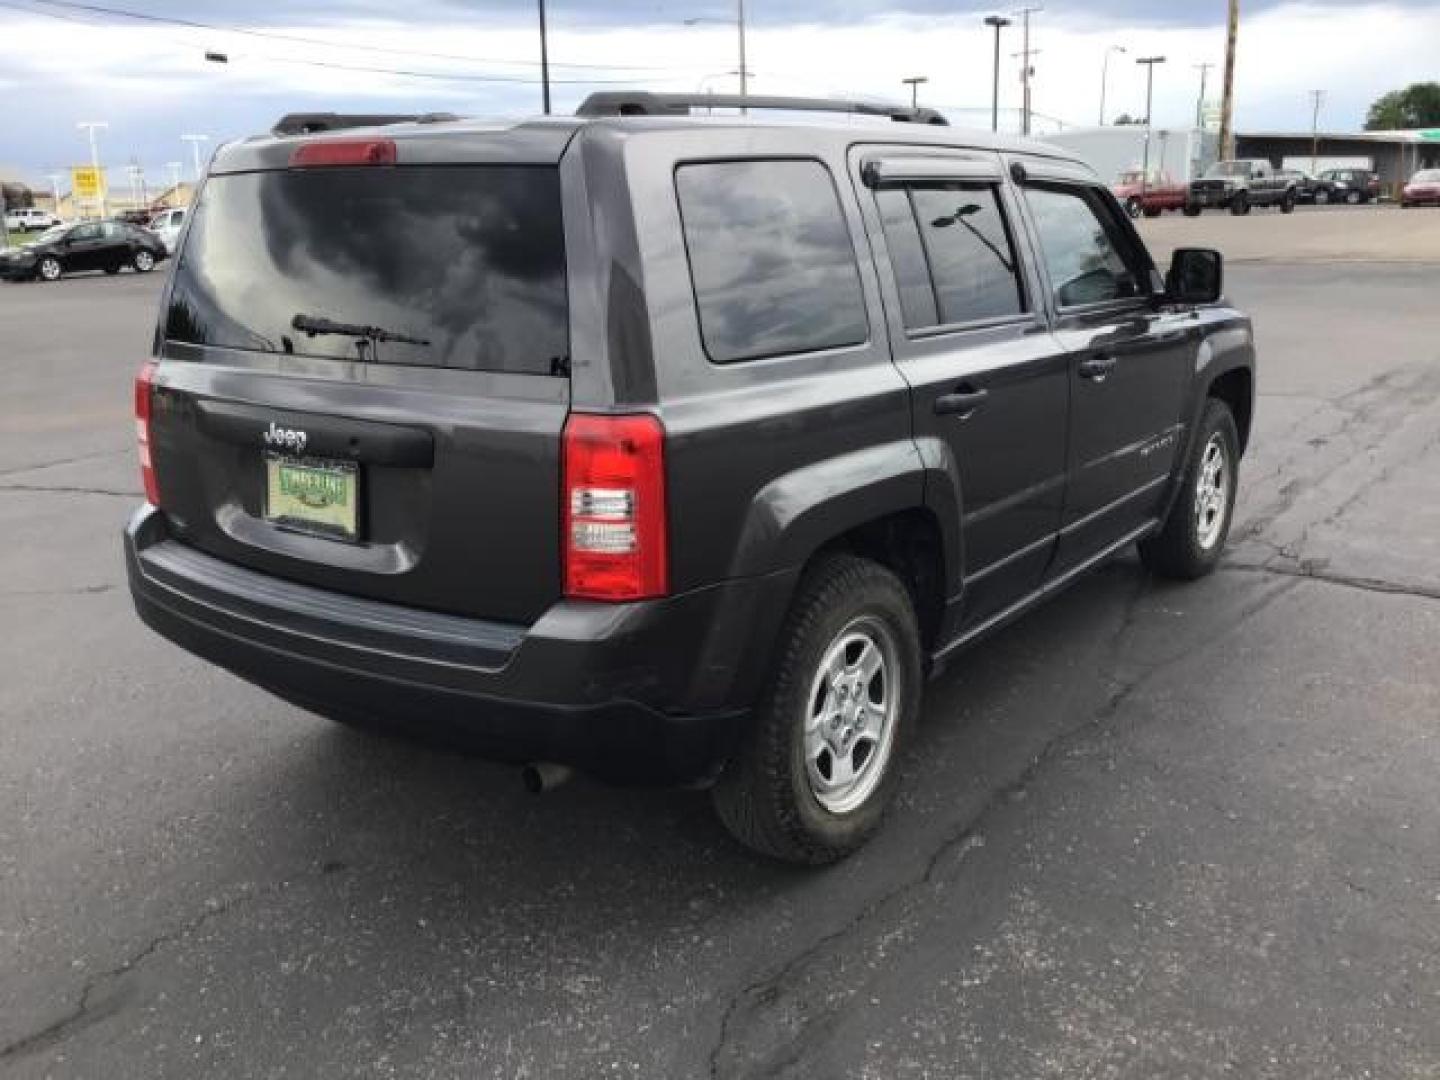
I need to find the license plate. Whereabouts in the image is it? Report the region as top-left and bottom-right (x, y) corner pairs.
(264, 454), (359, 541)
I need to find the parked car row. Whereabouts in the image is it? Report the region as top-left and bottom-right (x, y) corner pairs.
(1113, 160), (1431, 218)
(0, 219), (169, 282)
(3, 207), (62, 232)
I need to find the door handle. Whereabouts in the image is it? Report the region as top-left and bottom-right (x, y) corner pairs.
(934, 387), (989, 418)
(1078, 355), (1118, 381)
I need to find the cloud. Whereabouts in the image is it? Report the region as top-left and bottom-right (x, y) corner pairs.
(1, 1), (1435, 183)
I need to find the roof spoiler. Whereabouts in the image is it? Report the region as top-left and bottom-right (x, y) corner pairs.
(270, 112), (461, 136)
(575, 92), (949, 126)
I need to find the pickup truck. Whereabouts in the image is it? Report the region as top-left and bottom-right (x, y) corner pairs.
(1111, 170), (1188, 218)
(1186, 159), (1298, 216)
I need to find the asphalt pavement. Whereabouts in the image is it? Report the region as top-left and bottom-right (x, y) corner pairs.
(1, 239), (1438, 1078)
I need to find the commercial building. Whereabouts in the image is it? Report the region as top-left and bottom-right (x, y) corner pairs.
(1236, 129), (1440, 194)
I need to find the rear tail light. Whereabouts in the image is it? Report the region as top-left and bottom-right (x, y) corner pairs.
(290, 139), (397, 168)
(134, 361), (160, 505)
(563, 413), (668, 601)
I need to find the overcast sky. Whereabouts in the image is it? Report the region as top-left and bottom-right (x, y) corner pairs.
(1, 0), (1435, 186)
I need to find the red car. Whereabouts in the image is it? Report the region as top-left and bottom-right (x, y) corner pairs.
(1401, 169), (1440, 208)
(1111, 170), (1188, 218)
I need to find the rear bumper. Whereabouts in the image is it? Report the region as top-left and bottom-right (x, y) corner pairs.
(125, 505), (795, 784)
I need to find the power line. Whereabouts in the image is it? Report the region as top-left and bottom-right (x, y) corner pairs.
(0, 0), (690, 85)
(7, 0), (686, 73)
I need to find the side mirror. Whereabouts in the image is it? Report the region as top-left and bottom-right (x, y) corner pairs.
(1166, 247), (1223, 305)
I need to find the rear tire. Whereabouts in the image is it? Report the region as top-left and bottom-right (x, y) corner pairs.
(1345, 190), (1361, 205)
(1144, 206), (1163, 218)
(1183, 204), (1202, 217)
(1280, 190), (1297, 214)
(712, 554), (921, 864)
(1315, 189), (1330, 205)
(1230, 193), (1250, 216)
(132, 249), (156, 273)
(103, 264), (120, 275)
(1139, 399), (1240, 580)
(1126, 197), (1143, 219)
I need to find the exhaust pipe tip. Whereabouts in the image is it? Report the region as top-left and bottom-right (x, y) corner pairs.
(522, 762), (575, 794)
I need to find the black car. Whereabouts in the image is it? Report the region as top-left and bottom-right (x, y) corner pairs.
(0, 220), (167, 282)
(1278, 168), (1321, 203)
(125, 95), (1255, 863)
(1314, 168), (1381, 205)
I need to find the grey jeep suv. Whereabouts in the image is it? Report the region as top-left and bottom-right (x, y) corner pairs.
(126, 94), (1255, 863)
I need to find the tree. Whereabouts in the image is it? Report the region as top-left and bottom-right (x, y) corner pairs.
(1112, 113), (1147, 126)
(1365, 82), (1440, 130)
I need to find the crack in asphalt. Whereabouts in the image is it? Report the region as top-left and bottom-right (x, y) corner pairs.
(706, 574), (1299, 1079)
(0, 447), (130, 479)
(0, 483), (138, 498)
(1222, 561), (1440, 603)
(0, 886), (276, 1066)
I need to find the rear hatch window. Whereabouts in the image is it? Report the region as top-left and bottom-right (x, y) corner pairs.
(166, 165), (568, 375)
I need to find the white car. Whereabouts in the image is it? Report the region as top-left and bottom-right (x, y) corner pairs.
(4, 207), (61, 232)
(147, 207), (187, 254)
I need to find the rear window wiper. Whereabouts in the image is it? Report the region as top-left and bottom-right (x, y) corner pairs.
(291, 312), (431, 347)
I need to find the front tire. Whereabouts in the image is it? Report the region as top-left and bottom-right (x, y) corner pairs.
(1183, 204), (1202, 218)
(1230, 192), (1251, 216)
(1315, 188), (1330, 205)
(1126, 197), (1143, 219)
(712, 555), (921, 864)
(1345, 190), (1361, 205)
(1280, 190), (1297, 214)
(132, 249), (156, 273)
(37, 256), (62, 282)
(1139, 399), (1240, 580)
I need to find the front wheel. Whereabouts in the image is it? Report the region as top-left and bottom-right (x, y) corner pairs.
(1280, 190), (1297, 214)
(712, 555), (921, 864)
(1183, 204), (1202, 217)
(1315, 189), (1330, 205)
(37, 256), (62, 282)
(1230, 193), (1251, 216)
(1139, 399), (1240, 580)
(1345, 190), (1362, 205)
(132, 249), (156, 273)
(1126, 197), (1143, 219)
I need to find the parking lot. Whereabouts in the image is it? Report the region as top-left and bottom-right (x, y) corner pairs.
(2, 208), (1438, 1078)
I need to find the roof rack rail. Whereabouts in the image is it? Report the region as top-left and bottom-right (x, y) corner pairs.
(575, 92), (948, 127)
(270, 112), (459, 136)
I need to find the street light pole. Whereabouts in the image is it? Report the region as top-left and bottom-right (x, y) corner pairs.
(902, 76), (928, 109)
(76, 120), (108, 219)
(537, 0), (551, 115)
(1137, 56), (1167, 199)
(1193, 62), (1214, 130)
(46, 173), (65, 219)
(181, 134), (209, 182)
(1099, 45), (1126, 126)
(984, 15), (1011, 133)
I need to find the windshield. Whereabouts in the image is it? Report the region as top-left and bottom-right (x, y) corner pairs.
(1413, 170), (1440, 183)
(1205, 162), (1251, 178)
(164, 165), (568, 374)
(28, 225), (69, 245)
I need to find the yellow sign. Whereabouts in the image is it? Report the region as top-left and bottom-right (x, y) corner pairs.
(71, 166), (105, 200)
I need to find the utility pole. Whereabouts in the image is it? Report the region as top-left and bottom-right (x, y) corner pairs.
(1218, 0), (1239, 161)
(902, 76), (928, 109)
(165, 162), (183, 201)
(1100, 45), (1126, 126)
(1193, 62), (1214, 129)
(77, 120), (108, 219)
(736, 0), (747, 102)
(1309, 89), (1324, 174)
(182, 134), (209, 181)
(1016, 5), (1043, 137)
(984, 16), (1012, 133)
(537, 0), (551, 115)
(1137, 56), (1167, 198)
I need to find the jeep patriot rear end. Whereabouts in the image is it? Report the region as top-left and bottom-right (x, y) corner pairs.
(126, 94), (1255, 862)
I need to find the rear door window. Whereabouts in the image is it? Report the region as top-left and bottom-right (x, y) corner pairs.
(675, 159), (867, 364)
(875, 184), (1025, 329)
(165, 165), (568, 375)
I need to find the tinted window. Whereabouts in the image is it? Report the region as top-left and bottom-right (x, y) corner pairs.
(913, 185), (1024, 325)
(874, 188), (937, 328)
(70, 224), (101, 241)
(676, 160), (867, 363)
(166, 166), (568, 374)
(1024, 186), (1145, 308)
